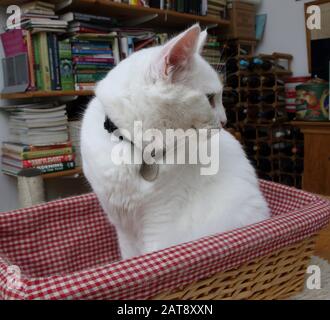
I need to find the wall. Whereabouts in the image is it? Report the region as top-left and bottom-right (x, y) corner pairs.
(256, 0), (313, 76)
(0, 7), (19, 211)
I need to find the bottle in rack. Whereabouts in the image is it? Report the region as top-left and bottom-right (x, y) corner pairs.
(242, 126), (257, 140)
(251, 57), (273, 71)
(226, 74), (239, 88)
(261, 75), (285, 88)
(223, 90), (239, 105)
(247, 75), (261, 88)
(272, 142), (287, 154)
(245, 141), (257, 156)
(257, 127), (269, 139)
(226, 109), (236, 123)
(256, 143), (271, 157)
(247, 90), (261, 104)
(257, 159), (272, 172)
(239, 58), (250, 70)
(280, 158), (294, 172)
(258, 108), (276, 122)
(237, 106), (248, 121)
(226, 58), (239, 73)
(291, 143), (304, 157)
(252, 57), (287, 72)
(240, 75), (248, 87)
(261, 90), (276, 104)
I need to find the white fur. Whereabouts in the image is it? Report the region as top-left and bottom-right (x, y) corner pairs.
(81, 25), (270, 259)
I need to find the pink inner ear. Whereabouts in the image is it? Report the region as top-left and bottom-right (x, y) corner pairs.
(165, 26), (200, 71)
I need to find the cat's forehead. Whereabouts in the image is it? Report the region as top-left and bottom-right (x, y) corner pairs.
(190, 56), (223, 93)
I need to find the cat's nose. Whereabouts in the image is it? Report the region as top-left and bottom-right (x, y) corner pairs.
(221, 120), (227, 127)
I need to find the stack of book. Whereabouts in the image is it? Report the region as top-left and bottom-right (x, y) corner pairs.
(118, 29), (162, 60)
(139, 0), (208, 15)
(1, 104), (75, 176)
(68, 121), (82, 167)
(69, 33), (119, 91)
(61, 11), (118, 91)
(202, 35), (222, 66)
(207, 0), (227, 19)
(61, 12), (117, 35)
(8, 104), (69, 145)
(1, 141), (75, 176)
(7, 1), (68, 33)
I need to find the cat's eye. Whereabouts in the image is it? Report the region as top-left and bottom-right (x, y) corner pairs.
(206, 94), (216, 108)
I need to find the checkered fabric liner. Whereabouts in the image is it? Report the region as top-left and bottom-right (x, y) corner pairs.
(0, 180), (329, 300)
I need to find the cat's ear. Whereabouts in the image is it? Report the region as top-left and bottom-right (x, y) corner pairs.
(197, 30), (207, 54)
(158, 24), (201, 80)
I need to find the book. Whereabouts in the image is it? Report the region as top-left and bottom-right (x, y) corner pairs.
(21, 1), (55, 11)
(71, 48), (113, 55)
(47, 33), (61, 90)
(2, 161), (75, 176)
(2, 154), (75, 168)
(9, 132), (69, 146)
(59, 39), (74, 90)
(3, 147), (73, 160)
(2, 141), (72, 153)
(68, 21), (114, 32)
(72, 56), (115, 64)
(38, 32), (51, 91)
(60, 12), (116, 25)
(75, 83), (95, 91)
(74, 73), (108, 83)
(24, 30), (36, 90)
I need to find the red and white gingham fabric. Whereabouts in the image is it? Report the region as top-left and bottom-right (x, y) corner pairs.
(0, 180), (329, 300)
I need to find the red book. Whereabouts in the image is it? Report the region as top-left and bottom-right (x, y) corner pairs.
(73, 56), (115, 64)
(22, 154), (75, 168)
(2, 154), (75, 169)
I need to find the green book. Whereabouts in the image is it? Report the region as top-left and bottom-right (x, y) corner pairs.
(75, 73), (107, 83)
(36, 161), (75, 174)
(59, 39), (74, 90)
(32, 34), (43, 90)
(21, 147), (73, 160)
(38, 32), (52, 91)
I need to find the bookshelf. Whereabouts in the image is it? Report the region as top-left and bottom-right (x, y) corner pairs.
(0, 0), (229, 207)
(0, 1), (230, 100)
(1, 0), (230, 29)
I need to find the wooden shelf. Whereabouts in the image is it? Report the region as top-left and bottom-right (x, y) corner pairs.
(0, 0), (229, 27)
(42, 167), (83, 179)
(0, 90), (94, 100)
(64, 0), (229, 28)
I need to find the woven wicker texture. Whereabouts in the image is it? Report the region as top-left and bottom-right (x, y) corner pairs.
(153, 237), (315, 300)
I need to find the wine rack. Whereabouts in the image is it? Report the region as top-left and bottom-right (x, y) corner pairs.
(219, 39), (304, 189)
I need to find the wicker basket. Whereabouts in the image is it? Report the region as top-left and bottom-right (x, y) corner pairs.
(154, 237), (316, 300)
(0, 180), (329, 300)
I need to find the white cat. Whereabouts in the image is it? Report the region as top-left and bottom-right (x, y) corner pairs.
(81, 25), (270, 260)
